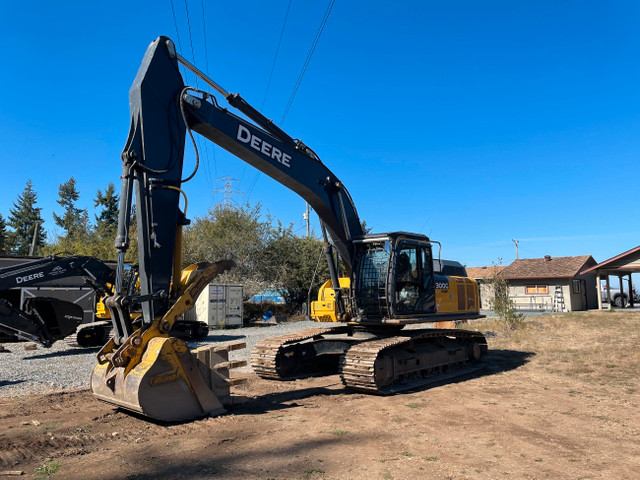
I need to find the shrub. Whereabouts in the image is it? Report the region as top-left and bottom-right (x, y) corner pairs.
(488, 263), (525, 329)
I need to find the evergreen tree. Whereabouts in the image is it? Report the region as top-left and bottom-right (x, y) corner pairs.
(8, 180), (46, 255)
(53, 177), (88, 239)
(0, 214), (7, 254)
(94, 182), (120, 233)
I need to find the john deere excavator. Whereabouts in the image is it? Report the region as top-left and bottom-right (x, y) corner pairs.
(0, 257), (224, 349)
(82, 36), (488, 422)
(0, 255), (115, 347)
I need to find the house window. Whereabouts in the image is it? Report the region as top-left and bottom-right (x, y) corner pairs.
(572, 279), (581, 294)
(525, 285), (548, 294)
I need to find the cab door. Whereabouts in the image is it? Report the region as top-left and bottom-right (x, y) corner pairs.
(393, 242), (436, 314)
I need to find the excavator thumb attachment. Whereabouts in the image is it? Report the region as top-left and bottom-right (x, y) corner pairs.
(91, 336), (225, 421)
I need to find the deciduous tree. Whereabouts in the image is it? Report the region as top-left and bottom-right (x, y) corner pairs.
(488, 261), (524, 329)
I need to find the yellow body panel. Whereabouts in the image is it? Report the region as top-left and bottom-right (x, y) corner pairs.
(435, 276), (480, 314)
(311, 277), (351, 322)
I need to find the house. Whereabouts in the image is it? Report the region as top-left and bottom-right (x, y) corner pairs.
(499, 255), (598, 312)
(465, 265), (506, 309)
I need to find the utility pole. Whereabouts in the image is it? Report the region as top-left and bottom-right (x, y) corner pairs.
(512, 239), (519, 260)
(303, 202), (310, 238)
(28, 222), (40, 256)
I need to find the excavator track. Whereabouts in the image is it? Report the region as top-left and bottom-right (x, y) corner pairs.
(340, 329), (487, 394)
(64, 321), (112, 348)
(251, 326), (351, 379)
(252, 326), (487, 395)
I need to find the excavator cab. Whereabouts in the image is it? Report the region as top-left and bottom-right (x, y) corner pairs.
(351, 233), (437, 320)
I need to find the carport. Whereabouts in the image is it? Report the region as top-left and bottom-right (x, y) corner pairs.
(581, 245), (640, 309)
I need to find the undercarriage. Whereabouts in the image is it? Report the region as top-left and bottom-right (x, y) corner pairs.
(251, 326), (487, 394)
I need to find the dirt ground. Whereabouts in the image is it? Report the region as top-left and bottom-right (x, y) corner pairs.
(1, 310), (639, 480)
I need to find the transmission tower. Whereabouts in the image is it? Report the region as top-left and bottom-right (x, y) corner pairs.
(214, 176), (243, 209)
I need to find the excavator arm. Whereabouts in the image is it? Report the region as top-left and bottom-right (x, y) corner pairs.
(184, 90), (364, 268)
(109, 35), (364, 342)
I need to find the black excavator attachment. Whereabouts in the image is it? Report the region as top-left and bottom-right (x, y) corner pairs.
(0, 297), (84, 347)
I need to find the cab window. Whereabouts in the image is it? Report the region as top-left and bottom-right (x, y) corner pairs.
(395, 243), (435, 313)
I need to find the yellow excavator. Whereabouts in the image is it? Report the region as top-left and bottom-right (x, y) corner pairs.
(34, 36), (486, 422)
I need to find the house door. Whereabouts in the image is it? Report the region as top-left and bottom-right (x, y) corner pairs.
(580, 280), (587, 310)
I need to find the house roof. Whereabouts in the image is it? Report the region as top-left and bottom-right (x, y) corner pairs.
(581, 244), (640, 275)
(500, 255), (597, 280)
(466, 265), (506, 279)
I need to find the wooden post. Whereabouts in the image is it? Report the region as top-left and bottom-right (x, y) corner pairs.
(605, 275), (612, 309)
(619, 275), (625, 308)
(629, 273), (634, 308)
(596, 273), (603, 310)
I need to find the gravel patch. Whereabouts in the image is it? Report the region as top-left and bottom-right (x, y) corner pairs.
(0, 317), (490, 398)
(0, 320), (320, 398)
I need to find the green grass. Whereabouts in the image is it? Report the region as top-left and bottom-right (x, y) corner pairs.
(302, 468), (325, 479)
(34, 460), (61, 480)
(328, 429), (348, 436)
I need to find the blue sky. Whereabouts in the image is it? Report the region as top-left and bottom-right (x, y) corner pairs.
(1, 1), (638, 270)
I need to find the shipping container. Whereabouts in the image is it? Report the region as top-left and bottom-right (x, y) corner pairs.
(184, 283), (243, 328)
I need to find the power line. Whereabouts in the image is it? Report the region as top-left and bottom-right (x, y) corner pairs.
(183, 0), (200, 90)
(198, 0), (215, 207)
(280, 0), (335, 126)
(245, 0), (294, 199)
(200, 0), (210, 73)
(169, 0), (184, 53)
(261, 0), (293, 110)
(170, 0), (217, 208)
(248, 0), (335, 199)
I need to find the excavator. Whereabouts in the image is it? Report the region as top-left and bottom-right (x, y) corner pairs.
(0, 257), (223, 348)
(84, 36), (488, 421)
(0, 255), (115, 347)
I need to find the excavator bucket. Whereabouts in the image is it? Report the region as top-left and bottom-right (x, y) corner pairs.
(90, 260), (239, 422)
(91, 336), (225, 421)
